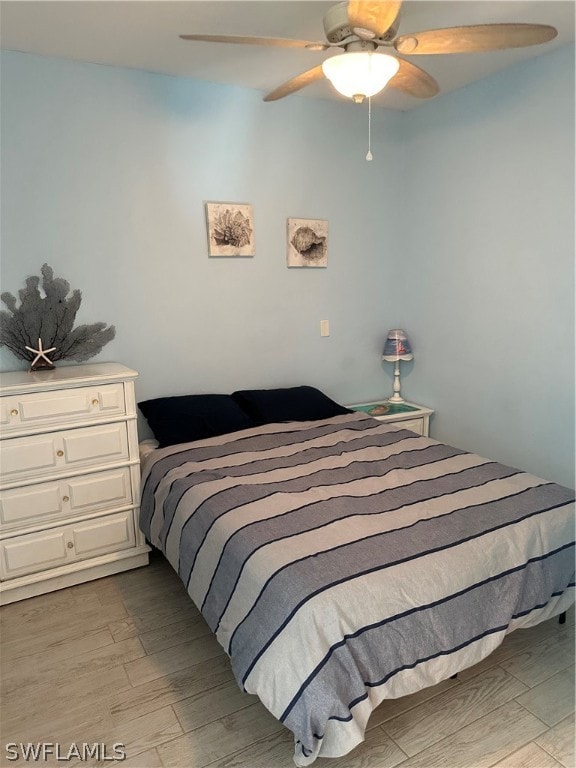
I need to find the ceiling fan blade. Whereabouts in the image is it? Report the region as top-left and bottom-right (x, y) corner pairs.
(388, 58), (439, 98)
(263, 65), (326, 102)
(346, 1), (402, 40)
(395, 23), (557, 55)
(180, 34), (329, 51)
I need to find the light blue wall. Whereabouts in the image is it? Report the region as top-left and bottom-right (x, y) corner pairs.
(1, 46), (574, 487)
(0, 51), (403, 408)
(386, 44), (575, 488)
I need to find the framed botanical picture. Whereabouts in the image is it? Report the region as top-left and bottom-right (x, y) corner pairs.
(205, 202), (255, 257)
(287, 218), (328, 268)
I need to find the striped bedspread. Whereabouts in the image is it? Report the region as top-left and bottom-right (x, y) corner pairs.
(140, 412), (575, 766)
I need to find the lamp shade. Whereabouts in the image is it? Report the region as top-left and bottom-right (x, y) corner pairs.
(322, 52), (400, 99)
(382, 329), (413, 361)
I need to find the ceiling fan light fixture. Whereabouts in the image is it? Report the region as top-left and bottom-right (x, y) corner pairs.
(322, 52), (400, 100)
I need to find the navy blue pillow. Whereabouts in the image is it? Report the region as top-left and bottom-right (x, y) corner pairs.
(231, 386), (351, 425)
(138, 394), (254, 448)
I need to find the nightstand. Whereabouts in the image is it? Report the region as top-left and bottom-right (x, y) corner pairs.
(347, 400), (434, 437)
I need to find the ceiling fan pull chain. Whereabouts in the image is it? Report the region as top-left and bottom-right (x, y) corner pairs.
(366, 96), (373, 161)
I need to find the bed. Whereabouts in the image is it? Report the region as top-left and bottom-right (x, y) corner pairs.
(138, 388), (575, 766)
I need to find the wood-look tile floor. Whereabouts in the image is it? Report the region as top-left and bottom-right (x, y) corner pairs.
(1, 551), (573, 768)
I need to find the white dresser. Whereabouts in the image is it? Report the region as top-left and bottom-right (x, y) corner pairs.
(0, 362), (149, 604)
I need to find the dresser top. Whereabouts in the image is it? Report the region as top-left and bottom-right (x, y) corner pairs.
(0, 362), (138, 395)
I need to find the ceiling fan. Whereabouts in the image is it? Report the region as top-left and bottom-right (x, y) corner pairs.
(180, 1), (557, 104)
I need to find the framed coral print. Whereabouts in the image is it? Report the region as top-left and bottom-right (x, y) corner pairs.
(205, 202), (255, 257)
(287, 218), (328, 268)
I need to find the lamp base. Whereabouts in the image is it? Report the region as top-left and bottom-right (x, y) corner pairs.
(387, 394), (405, 403)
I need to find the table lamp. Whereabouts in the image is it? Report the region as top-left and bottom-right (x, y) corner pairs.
(382, 329), (413, 403)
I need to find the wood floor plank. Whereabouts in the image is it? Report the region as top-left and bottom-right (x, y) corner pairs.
(173, 679), (257, 732)
(66, 725), (175, 768)
(205, 725), (407, 768)
(3, 688), (179, 765)
(124, 633), (224, 687)
(367, 676), (460, 728)
(103, 561), (179, 593)
(117, 580), (193, 615)
(456, 652), (504, 682)
(103, 705), (184, 760)
(393, 701), (547, 768)
(101, 746), (163, 768)
(1, 662), (132, 738)
(0, 586), (102, 626)
(108, 616), (143, 643)
(1, 623), (115, 662)
(459, 616), (575, 683)
(198, 728), (295, 768)
(119, 747), (163, 768)
(1, 636), (145, 696)
(0, 594), (126, 643)
(79, 571), (180, 612)
(382, 665), (529, 757)
(2, 657), (132, 716)
(4, 733), (163, 768)
(102, 552), (190, 604)
(71, 573), (140, 602)
(516, 665), (575, 727)
(325, 726), (407, 768)
(0, 556), (572, 768)
(535, 714), (575, 768)
(110, 655), (234, 725)
(0, 627), (115, 676)
(0, 698), (113, 751)
(499, 632), (574, 688)
(490, 741), (565, 768)
(157, 702), (284, 768)
(109, 598), (200, 642)
(139, 612), (211, 655)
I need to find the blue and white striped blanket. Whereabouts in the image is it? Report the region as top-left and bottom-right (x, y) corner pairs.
(140, 413), (575, 765)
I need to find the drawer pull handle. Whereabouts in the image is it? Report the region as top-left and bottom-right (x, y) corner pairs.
(92, 399), (99, 406)
(67, 541), (74, 549)
(62, 495), (70, 503)
(56, 450), (64, 458)
(10, 409), (18, 416)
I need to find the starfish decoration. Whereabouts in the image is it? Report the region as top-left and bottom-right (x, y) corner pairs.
(25, 338), (57, 371)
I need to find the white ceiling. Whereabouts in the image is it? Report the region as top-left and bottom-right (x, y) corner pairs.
(1, 1), (574, 110)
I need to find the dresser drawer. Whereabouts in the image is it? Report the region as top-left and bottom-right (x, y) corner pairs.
(0, 422), (129, 486)
(0, 383), (126, 434)
(0, 467), (134, 528)
(0, 510), (136, 580)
